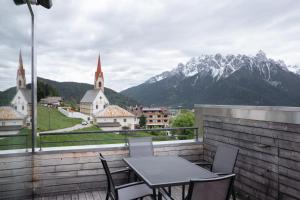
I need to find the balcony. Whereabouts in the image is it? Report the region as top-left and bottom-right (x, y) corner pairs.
(1, 105), (300, 200)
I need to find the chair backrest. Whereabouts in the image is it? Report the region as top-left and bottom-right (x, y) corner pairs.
(128, 137), (154, 157)
(99, 153), (117, 199)
(212, 144), (239, 174)
(187, 174), (235, 200)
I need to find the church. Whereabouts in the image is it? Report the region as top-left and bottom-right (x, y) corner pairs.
(11, 51), (32, 126)
(80, 55), (109, 117)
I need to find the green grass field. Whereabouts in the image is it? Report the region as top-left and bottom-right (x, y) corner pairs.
(0, 128), (31, 150)
(37, 105), (81, 132)
(0, 126), (173, 150)
(39, 125), (172, 148)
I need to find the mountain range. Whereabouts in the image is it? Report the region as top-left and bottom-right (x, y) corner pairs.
(0, 77), (139, 107)
(121, 51), (300, 107)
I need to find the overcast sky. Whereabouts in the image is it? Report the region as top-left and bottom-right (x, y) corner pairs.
(0, 0), (300, 92)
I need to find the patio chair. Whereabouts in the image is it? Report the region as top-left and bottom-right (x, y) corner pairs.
(195, 144), (239, 200)
(99, 153), (154, 200)
(158, 174), (236, 200)
(127, 137), (155, 183)
(128, 137), (154, 157)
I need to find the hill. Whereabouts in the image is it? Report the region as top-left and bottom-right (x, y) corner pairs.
(121, 51), (300, 107)
(0, 77), (139, 107)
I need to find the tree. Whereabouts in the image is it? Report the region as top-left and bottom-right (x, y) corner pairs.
(37, 80), (59, 101)
(139, 114), (146, 128)
(171, 110), (195, 139)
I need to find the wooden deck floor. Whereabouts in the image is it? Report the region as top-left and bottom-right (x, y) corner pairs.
(36, 186), (187, 200)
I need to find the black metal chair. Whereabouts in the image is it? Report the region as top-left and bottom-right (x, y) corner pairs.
(158, 174), (236, 200)
(99, 153), (154, 200)
(195, 144), (239, 200)
(128, 137), (154, 157)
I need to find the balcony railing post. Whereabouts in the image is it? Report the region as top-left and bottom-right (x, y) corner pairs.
(124, 131), (128, 146)
(39, 135), (42, 151)
(195, 128), (199, 142)
(25, 135), (28, 152)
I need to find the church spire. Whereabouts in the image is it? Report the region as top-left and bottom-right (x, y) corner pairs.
(94, 53), (104, 91)
(17, 49), (26, 90)
(19, 49), (24, 71)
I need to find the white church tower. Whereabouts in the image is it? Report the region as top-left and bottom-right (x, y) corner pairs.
(80, 54), (109, 117)
(11, 50), (32, 125)
(94, 54), (104, 91)
(16, 50), (26, 90)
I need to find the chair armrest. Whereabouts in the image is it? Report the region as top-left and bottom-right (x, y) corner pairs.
(111, 168), (130, 175)
(115, 181), (144, 190)
(215, 172), (230, 176)
(193, 161), (212, 166)
(158, 188), (174, 200)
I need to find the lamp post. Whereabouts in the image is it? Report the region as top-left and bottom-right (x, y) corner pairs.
(13, 0), (52, 153)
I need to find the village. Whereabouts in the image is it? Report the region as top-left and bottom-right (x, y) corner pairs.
(0, 51), (189, 139)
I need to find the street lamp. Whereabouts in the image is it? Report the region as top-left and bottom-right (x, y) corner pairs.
(13, 0), (52, 152)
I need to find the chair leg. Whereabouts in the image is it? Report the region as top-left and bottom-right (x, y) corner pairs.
(231, 186), (236, 200)
(105, 193), (109, 200)
(182, 185), (185, 200)
(168, 186), (171, 195)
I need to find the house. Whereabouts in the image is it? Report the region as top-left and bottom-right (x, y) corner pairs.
(80, 55), (109, 117)
(94, 105), (136, 131)
(40, 96), (63, 107)
(0, 106), (25, 132)
(142, 107), (170, 128)
(10, 50), (31, 125)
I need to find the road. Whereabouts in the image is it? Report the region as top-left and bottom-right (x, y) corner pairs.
(38, 123), (92, 135)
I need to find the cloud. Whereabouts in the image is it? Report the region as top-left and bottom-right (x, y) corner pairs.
(0, 0), (300, 91)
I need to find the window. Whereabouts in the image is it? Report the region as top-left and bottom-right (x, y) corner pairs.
(123, 119), (127, 122)
(114, 119), (117, 122)
(22, 105), (24, 110)
(1, 122), (5, 126)
(98, 82), (101, 88)
(100, 96), (102, 99)
(19, 80), (21, 86)
(164, 115), (168, 118)
(96, 105), (98, 109)
(149, 115), (153, 118)
(158, 120), (161, 122)
(158, 115), (161, 118)
(164, 119), (168, 122)
(149, 120), (153, 123)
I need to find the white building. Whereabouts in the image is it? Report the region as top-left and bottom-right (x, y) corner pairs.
(10, 51), (31, 125)
(94, 105), (136, 131)
(80, 55), (109, 117)
(0, 106), (25, 133)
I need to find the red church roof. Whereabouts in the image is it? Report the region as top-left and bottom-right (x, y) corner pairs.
(95, 54), (104, 81)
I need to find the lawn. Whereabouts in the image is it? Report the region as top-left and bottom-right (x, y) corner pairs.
(0, 127), (179, 150)
(39, 126), (172, 148)
(37, 105), (81, 132)
(0, 128), (31, 150)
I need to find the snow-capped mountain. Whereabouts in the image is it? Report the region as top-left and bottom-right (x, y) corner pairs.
(122, 51), (300, 107)
(146, 50), (299, 84)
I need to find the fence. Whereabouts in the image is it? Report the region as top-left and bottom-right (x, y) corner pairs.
(195, 105), (300, 200)
(39, 127), (199, 150)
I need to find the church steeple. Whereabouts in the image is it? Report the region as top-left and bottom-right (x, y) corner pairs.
(94, 54), (104, 91)
(16, 50), (26, 90)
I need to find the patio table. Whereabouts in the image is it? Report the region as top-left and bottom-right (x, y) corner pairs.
(123, 156), (217, 199)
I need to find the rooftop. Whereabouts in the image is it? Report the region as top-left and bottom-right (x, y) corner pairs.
(95, 105), (135, 118)
(0, 106), (25, 120)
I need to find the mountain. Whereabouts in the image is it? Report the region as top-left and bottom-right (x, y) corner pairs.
(0, 77), (139, 107)
(121, 51), (300, 107)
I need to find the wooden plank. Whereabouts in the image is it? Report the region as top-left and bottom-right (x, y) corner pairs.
(91, 191), (101, 200)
